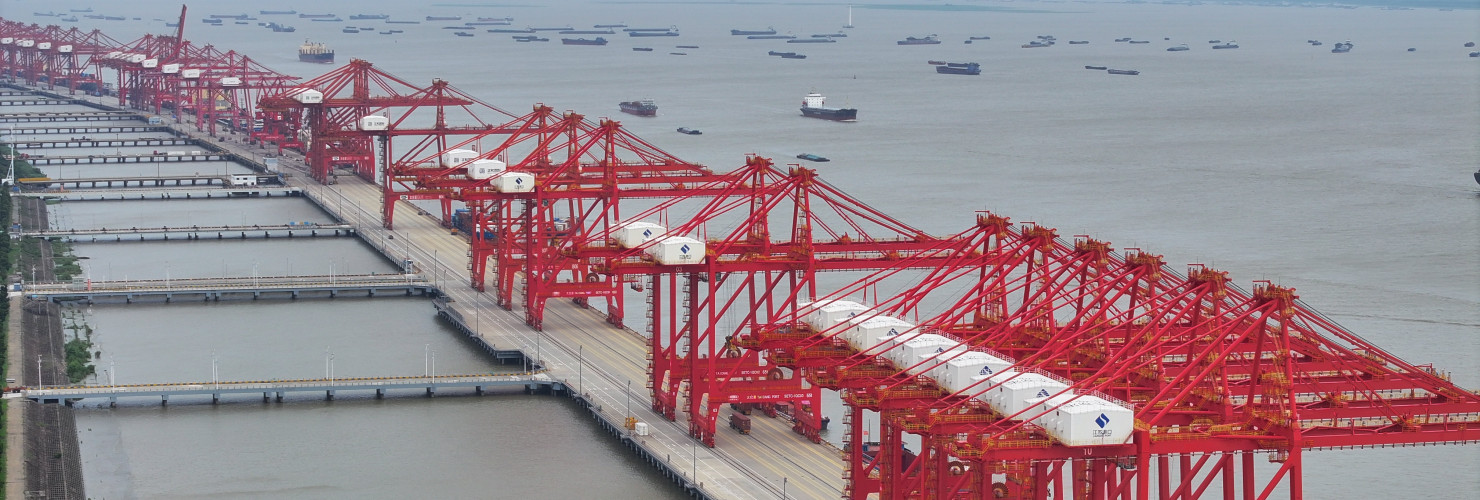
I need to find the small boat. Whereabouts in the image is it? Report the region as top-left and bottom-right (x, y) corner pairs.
(342, 27), (359, 33)
(379, 31), (394, 35)
(620, 99), (657, 116)
(769, 51), (797, 57)
(488, 28), (535, 33)
(676, 45), (698, 49)
(385, 20), (421, 24)
(480, 17), (515, 22)
(780, 53), (806, 59)
(1068, 40), (1089, 44)
(631, 30), (679, 37)
(1129, 40), (1150, 44)
(1107, 69), (1140, 75)
(454, 32), (474, 37)
(969, 36), (991, 40)
(512, 35), (548, 42)
(562, 37), (608, 45)
(732, 27), (776, 36)
(1466, 42), (1476, 47)
(1310, 40), (1323, 46)
(560, 29), (615, 35)
(1470, 51), (1480, 57)
(796, 153), (830, 162)
(70, 7), (94, 12)
(1167, 44), (1189, 51)
(1085, 65), (1107, 70)
(676, 127), (702, 135)
(1022, 40), (1052, 48)
(426, 16), (463, 21)
(813, 33), (847, 38)
(349, 14), (389, 20)
(60, 16), (80, 22)
(1212, 41), (1239, 49)
(669, 52), (687, 55)
(260, 10), (297, 15)
(897, 35), (941, 45)
(787, 38), (835, 44)
(1407, 47), (1416, 52)
(1331, 41), (1353, 53)
(1115, 37), (1132, 42)
(594, 24), (628, 28)
(927, 60), (947, 65)
(748, 35), (796, 40)
(1208, 39), (1221, 44)
(531, 26), (575, 31)
(632, 47), (653, 51)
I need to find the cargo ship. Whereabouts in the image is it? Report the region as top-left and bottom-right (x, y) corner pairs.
(780, 53), (806, 59)
(787, 38), (835, 44)
(731, 27), (776, 36)
(1106, 69), (1140, 75)
(349, 14), (389, 20)
(489, 28), (535, 33)
(936, 62), (981, 75)
(479, 17), (514, 22)
(260, 10), (296, 15)
(561, 37), (608, 45)
(619, 99), (657, 116)
(512, 35), (549, 42)
(1167, 44), (1189, 51)
(897, 35), (940, 45)
(748, 34), (795, 40)
(299, 13), (336, 18)
(800, 92), (857, 121)
(298, 40), (334, 63)
(532, 26), (575, 31)
(676, 127), (701, 135)
(560, 29), (614, 35)
(630, 30), (679, 37)
(796, 153), (829, 162)
(268, 22), (296, 32)
(426, 16), (463, 21)
(595, 23), (627, 28)
(1331, 40), (1353, 53)
(1212, 41), (1239, 49)
(632, 47), (653, 51)
(1084, 65), (1107, 70)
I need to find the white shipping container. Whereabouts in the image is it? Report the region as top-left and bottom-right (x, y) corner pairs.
(0, 38), (13, 45)
(902, 341), (969, 375)
(981, 373), (1070, 418)
(220, 77), (242, 86)
(1037, 396), (1134, 447)
(490, 172), (535, 193)
(181, 69), (201, 79)
(934, 352), (1016, 392)
(290, 89), (324, 104)
(36, 42), (51, 50)
(440, 148), (479, 168)
(126, 53), (144, 63)
(141, 58), (158, 68)
(645, 236), (705, 265)
(466, 159), (506, 179)
(358, 115), (388, 130)
(58, 44), (72, 53)
(18, 40), (34, 48)
(633, 422), (650, 436)
(886, 334), (955, 368)
(803, 300), (870, 333)
(161, 63), (181, 74)
(844, 316), (915, 352)
(614, 221), (666, 248)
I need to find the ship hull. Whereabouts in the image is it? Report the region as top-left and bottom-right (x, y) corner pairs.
(299, 53), (334, 63)
(620, 106), (657, 116)
(801, 107), (857, 121)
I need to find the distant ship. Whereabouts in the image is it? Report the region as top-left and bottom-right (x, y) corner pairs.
(897, 35), (941, 45)
(268, 22), (296, 32)
(385, 20), (421, 24)
(748, 35), (796, 40)
(1212, 41), (1239, 49)
(780, 53), (806, 59)
(936, 62), (981, 75)
(299, 40), (334, 63)
(1107, 69), (1140, 75)
(349, 14), (388, 20)
(299, 13), (336, 18)
(427, 16), (463, 21)
(787, 38), (835, 44)
(1331, 40), (1353, 53)
(732, 27), (776, 36)
(796, 153), (830, 162)
(512, 35), (549, 42)
(1085, 65), (1108, 70)
(480, 17), (515, 22)
(800, 92), (857, 121)
(677, 127), (702, 135)
(562, 37), (608, 45)
(630, 30), (679, 37)
(1167, 44), (1190, 51)
(969, 36), (991, 40)
(619, 99), (657, 116)
(1068, 40), (1089, 44)
(560, 29), (615, 35)
(454, 32), (475, 37)
(770, 51), (798, 57)
(632, 47), (653, 51)
(489, 28), (535, 33)
(260, 10), (296, 15)
(813, 33), (846, 38)
(595, 23), (627, 28)
(342, 27), (359, 33)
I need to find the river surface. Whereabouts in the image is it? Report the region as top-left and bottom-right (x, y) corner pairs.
(5, 0), (1478, 498)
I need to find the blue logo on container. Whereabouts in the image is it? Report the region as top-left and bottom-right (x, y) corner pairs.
(680, 244), (691, 254)
(979, 366), (994, 375)
(1036, 389), (1050, 398)
(1095, 413), (1110, 428)
(936, 347), (945, 353)
(886, 328), (898, 336)
(642, 229), (652, 238)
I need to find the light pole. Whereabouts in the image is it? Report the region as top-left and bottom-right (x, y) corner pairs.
(424, 343), (430, 382)
(212, 352), (219, 389)
(36, 354), (42, 386)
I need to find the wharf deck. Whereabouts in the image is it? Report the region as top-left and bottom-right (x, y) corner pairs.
(8, 138), (194, 148)
(21, 153), (226, 165)
(16, 185), (303, 200)
(21, 223), (354, 239)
